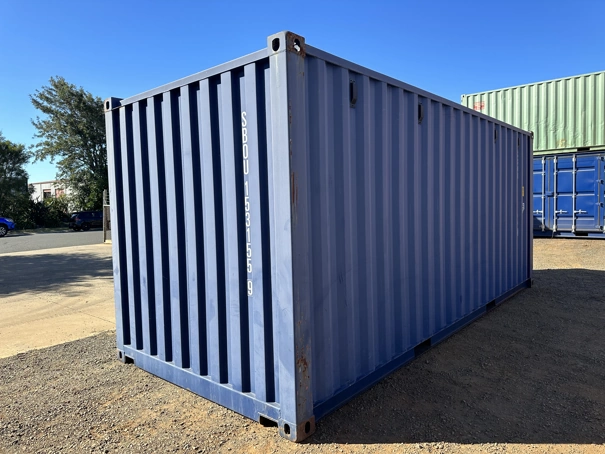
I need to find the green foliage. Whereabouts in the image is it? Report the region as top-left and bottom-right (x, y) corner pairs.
(11, 197), (70, 229)
(12, 200), (38, 229)
(30, 76), (107, 211)
(0, 133), (32, 222)
(0, 133), (72, 229)
(41, 196), (70, 227)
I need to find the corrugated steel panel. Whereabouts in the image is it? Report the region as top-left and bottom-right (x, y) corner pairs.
(533, 151), (605, 237)
(461, 71), (605, 153)
(105, 31), (533, 442)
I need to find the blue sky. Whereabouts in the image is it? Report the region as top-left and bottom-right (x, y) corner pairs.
(1, 0), (604, 182)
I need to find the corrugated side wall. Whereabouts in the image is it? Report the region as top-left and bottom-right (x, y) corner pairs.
(105, 55), (288, 423)
(105, 32), (533, 440)
(290, 50), (533, 416)
(461, 71), (605, 153)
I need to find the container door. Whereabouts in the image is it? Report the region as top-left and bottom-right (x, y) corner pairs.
(598, 156), (605, 230)
(543, 157), (555, 231)
(575, 154), (605, 232)
(551, 154), (605, 233)
(552, 155), (574, 232)
(533, 158), (547, 231)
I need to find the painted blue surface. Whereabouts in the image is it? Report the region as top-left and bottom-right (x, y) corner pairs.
(313, 280), (530, 421)
(105, 31), (533, 442)
(0, 216), (16, 233)
(533, 152), (605, 237)
(294, 47), (533, 410)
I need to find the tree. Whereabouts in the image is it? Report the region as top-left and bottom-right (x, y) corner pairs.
(0, 133), (32, 222)
(30, 76), (107, 211)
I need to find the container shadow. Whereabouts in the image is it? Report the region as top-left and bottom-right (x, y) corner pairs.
(309, 269), (605, 445)
(0, 251), (113, 296)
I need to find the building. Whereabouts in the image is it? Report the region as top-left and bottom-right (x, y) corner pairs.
(29, 180), (71, 202)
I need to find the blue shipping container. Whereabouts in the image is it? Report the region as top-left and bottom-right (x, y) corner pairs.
(105, 31), (534, 442)
(533, 152), (605, 237)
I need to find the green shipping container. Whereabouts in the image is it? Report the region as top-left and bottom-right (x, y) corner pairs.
(461, 71), (605, 154)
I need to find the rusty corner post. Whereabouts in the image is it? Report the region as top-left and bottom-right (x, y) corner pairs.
(267, 31), (316, 442)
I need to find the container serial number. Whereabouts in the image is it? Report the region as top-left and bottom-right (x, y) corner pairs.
(242, 111), (253, 296)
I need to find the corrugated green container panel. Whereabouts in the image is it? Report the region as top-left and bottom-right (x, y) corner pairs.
(461, 71), (605, 154)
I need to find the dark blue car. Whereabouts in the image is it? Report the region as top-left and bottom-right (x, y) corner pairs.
(0, 216), (16, 237)
(69, 211), (103, 231)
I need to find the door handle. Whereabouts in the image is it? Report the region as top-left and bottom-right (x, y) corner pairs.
(555, 210), (567, 214)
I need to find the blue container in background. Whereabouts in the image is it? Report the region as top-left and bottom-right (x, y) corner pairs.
(104, 31), (534, 442)
(533, 152), (605, 237)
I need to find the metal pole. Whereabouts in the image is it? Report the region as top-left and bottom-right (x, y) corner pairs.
(572, 155), (576, 233)
(553, 157), (558, 232)
(103, 189), (109, 243)
(541, 157), (545, 231)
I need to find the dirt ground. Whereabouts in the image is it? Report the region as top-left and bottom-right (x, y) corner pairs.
(1, 239), (604, 453)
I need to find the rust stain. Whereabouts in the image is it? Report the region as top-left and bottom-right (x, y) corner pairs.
(296, 354), (310, 393)
(286, 32), (306, 58)
(296, 355), (308, 372)
(290, 172), (298, 207)
(288, 102), (292, 125)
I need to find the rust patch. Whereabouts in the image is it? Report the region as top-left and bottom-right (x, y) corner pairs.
(296, 354), (309, 373)
(296, 349), (312, 419)
(286, 32), (306, 58)
(296, 354), (310, 397)
(290, 172), (298, 207)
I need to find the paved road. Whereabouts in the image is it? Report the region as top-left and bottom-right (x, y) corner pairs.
(0, 229), (105, 254)
(0, 243), (114, 358)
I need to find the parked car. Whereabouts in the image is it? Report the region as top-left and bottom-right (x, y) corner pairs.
(68, 213), (79, 230)
(0, 216), (16, 237)
(70, 211), (103, 231)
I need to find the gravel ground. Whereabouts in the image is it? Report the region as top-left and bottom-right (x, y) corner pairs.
(1, 238), (605, 453)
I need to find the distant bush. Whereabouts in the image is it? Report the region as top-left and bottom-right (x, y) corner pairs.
(40, 196), (70, 227)
(12, 196), (70, 229)
(12, 201), (37, 229)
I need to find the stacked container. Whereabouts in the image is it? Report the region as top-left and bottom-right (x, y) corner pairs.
(105, 31), (533, 442)
(462, 71), (605, 237)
